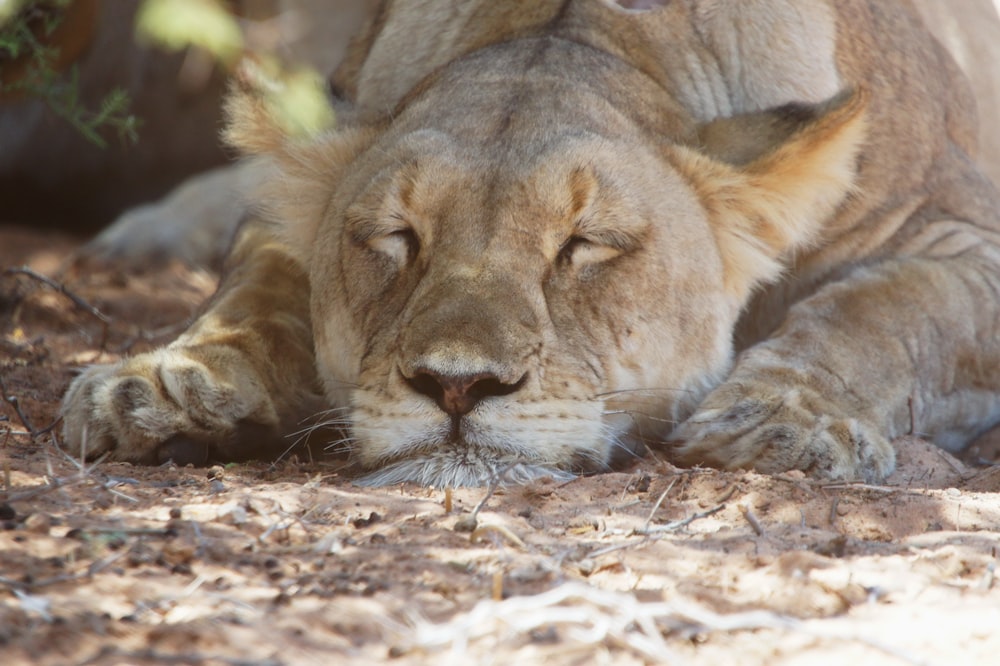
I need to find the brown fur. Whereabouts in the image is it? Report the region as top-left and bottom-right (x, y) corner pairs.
(62, 0), (1000, 485)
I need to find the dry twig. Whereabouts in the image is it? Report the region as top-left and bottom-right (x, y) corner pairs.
(454, 464), (512, 532)
(470, 523), (526, 549)
(0, 374), (62, 440)
(584, 502), (729, 560)
(739, 502), (765, 536)
(0, 548), (129, 592)
(642, 477), (676, 531)
(2, 474), (90, 503)
(3, 266), (112, 325)
(78, 646), (280, 666)
(633, 502), (726, 536)
(391, 581), (933, 665)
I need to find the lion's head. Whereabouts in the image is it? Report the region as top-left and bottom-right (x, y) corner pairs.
(226, 34), (867, 486)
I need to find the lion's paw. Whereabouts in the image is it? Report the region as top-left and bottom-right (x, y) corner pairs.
(61, 348), (279, 465)
(670, 381), (895, 482)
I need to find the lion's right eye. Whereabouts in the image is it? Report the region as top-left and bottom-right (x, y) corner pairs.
(368, 228), (420, 264)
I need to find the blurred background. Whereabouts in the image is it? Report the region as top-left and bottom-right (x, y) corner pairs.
(0, 0), (369, 234)
(4, 0), (1000, 242)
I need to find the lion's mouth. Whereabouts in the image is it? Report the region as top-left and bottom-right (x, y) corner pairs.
(347, 395), (612, 486)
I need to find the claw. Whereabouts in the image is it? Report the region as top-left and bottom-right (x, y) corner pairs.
(669, 383), (895, 481)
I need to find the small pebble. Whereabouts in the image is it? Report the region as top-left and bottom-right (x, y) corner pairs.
(351, 512), (382, 529)
(218, 505), (248, 526)
(453, 515), (478, 533)
(24, 513), (52, 534)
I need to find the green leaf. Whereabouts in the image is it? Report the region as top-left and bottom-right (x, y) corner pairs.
(0, 1), (139, 149)
(136, 0), (243, 64)
(266, 67), (336, 138)
(0, 0), (27, 28)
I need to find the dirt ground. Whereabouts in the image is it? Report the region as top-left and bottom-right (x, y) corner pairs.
(2, 225), (1000, 666)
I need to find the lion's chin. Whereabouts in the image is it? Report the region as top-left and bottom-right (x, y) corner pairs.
(353, 450), (576, 487)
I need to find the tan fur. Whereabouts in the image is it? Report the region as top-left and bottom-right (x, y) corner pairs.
(62, 0), (1000, 485)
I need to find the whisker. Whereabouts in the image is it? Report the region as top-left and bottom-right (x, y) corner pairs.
(274, 406), (356, 463)
(320, 378), (362, 390)
(596, 422), (645, 463)
(594, 387), (694, 399)
(274, 436), (305, 464)
(322, 435), (357, 455)
(598, 396), (684, 411)
(355, 455), (574, 488)
(297, 405), (353, 424)
(287, 417), (353, 440)
(603, 409), (677, 426)
(604, 400), (671, 411)
(312, 404), (354, 413)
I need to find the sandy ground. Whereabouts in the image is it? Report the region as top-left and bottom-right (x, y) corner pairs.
(2, 225), (1000, 666)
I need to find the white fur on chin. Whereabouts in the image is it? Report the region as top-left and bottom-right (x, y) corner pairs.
(354, 453), (576, 487)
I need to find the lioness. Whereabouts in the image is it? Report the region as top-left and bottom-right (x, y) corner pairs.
(61, 0), (1000, 486)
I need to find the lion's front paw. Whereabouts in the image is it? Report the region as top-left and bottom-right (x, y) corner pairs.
(670, 381), (895, 482)
(61, 348), (279, 465)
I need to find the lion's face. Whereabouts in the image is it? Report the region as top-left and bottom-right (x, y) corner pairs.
(317, 131), (738, 485)
(305, 53), (746, 486)
(234, 39), (866, 486)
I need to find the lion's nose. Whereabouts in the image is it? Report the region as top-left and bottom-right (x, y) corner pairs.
(404, 370), (527, 416)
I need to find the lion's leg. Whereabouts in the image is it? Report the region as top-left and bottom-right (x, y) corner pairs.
(61, 219), (324, 465)
(672, 251), (1000, 482)
(79, 162), (264, 269)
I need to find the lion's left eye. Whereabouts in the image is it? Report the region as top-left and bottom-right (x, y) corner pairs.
(558, 235), (624, 267)
(369, 228), (420, 264)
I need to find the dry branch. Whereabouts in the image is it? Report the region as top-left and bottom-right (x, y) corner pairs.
(739, 502), (765, 536)
(633, 502), (726, 536)
(78, 646), (281, 666)
(0, 548), (129, 592)
(4, 266), (112, 325)
(391, 581), (933, 666)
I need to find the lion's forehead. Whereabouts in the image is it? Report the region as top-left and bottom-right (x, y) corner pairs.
(359, 127), (682, 235)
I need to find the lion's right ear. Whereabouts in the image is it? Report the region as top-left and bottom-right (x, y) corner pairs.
(223, 88), (378, 261)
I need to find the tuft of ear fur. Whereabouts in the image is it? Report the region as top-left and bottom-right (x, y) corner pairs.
(222, 88), (378, 262)
(667, 89), (868, 297)
(223, 86), (291, 157)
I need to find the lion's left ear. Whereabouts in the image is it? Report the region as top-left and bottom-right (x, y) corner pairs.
(667, 90), (868, 298)
(222, 88), (378, 262)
